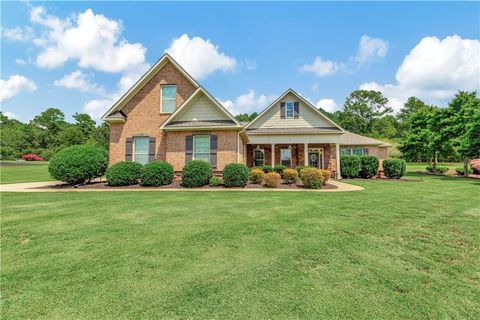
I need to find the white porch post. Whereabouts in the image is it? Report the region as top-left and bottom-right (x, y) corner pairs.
(336, 143), (341, 179)
(304, 143), (308, 166)
(271, 144), (275, 166)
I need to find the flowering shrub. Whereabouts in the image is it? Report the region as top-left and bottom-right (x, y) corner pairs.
(282, 168), (298, 185)
(263, 172), (281, 188)
(249, 168), (265, 184)
(21, 153), (44, 161)
(301, 168), (324, 189)
(471, 159), (480, 174)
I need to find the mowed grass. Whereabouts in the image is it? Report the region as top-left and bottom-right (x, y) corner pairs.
(0, 161), (52, 184)
(407, 162), (463, 173)
(1, 173), (479, 319)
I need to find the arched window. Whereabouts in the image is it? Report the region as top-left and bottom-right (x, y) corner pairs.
(254, 147), (265, 166)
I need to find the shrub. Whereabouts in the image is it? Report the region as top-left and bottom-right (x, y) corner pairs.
(359, 155), (379, 179)
(383, 159), (407, 179)
(181, 160), (213, 187)
(282, 168), (298, 185)
(48, 145), (108, 185)
(223, 163), (250, 187)
(296, 165), (314, 175)
(274, 165), (287, 175)
(21, 153), (44, 161)
(470, 159), (480, 174)
(140, 161), (174, 186)
(301, 167), (324, 189)
(106, 161), (143, 186)
(249, 168), (265, 184)
(262, 165), (274, 173)
(455, 167), (473, 175)
(426, 164), (449, 175)
(340, 155), (361, 178)
(318, 169), (331, 185)
(264, 172), (281, 188)
(209, 176), (222, 187)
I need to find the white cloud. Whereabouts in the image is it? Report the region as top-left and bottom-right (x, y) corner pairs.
(316, 98), (339, 113)
(0, 75), (37, 101)
(219, 90), (273, 115)
(165, 34), (237, 79)
(355, 35), (388, 65)
(1, 26), (34, 41)
(299, 57), (345, 77)
(359, 35), (480, 112)
(30, 6), (147, 73)
(3, 111), (19, 120)
(83, 99), (115, 120)
(54, 70), (106, 96)
(15, 59), (27, 65)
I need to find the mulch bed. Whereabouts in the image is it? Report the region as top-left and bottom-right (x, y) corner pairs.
(39, 180), (337, 190)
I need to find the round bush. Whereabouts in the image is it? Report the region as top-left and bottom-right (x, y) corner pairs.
(318, 169), (331, 185)
(282, 168), (298, 185)
(296, 166), (314, 175)
(49, 144), (108, 185)
(223, 163), (250, 187)
(262, 165), (274, 173)
(274, 165), (287, 175)
(383, 159), (407, 179)
(140, 161), (174, 186)
(426, 164), (448, 174)
(209, 176), (222, 187)
(455, 167), (472, 175)
(249, 168), (265, 184)
(340, 155), (361, 178)
(181, 160), (213, 187)
(359, 155), (379, 179)
(301, 168), (324, 189)
(106, 161), (143, 186)
(264, 172), (281, 188)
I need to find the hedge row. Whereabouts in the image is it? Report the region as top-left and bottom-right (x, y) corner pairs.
(340, 155), (406, 179)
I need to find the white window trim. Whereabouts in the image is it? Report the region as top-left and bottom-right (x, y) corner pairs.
(133, 136), (149, 164)
(253, 148), (265, 166)
(193, 135), (210, 162)
(285, 101), (295, 119)
(280, 147), (292, 167)
(160, 84), (177, 114)
(308, 148), (324, 169)
(341, 147), (368, 156)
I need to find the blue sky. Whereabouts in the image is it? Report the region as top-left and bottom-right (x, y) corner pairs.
(1, 1), (479, 122)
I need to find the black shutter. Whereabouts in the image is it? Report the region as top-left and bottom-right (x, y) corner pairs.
(148, 137), (156, 162)
(125, 138), (133, 161)
(210, 135), (217, 169)
(185, 135), (193, 164)
(294, 102), (300, 118)
(280, 102), (286, 119)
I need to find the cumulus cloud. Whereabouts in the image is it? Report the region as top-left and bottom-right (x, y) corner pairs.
(219, 90), (273, 115)
(1, 26), (34, 41)
(3, 111), (19, 120)
(300, 35), (388, 77)
(165, 34), (237, 79)
(316, 98), (339, 113)
(359, 35), (480, 112)
(54, 70), (106, 96)
(0, 75), (37, 101)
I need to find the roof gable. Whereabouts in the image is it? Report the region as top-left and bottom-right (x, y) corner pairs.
(246, 89), (344, 132)
(101, 53), (199, 120)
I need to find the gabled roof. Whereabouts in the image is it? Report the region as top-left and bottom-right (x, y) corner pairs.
(160, 87), (243, 130)
(101, 53), (200, 120)
(339, 131), (392, 147)
(245, 88), (344, 132)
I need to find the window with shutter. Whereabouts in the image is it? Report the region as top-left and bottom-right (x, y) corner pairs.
(134, 136), (149, 165)
(193, 135), (210, 162)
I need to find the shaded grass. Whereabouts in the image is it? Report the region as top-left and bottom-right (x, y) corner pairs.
(0, 161), (52, 184)
(1, 174), (479, 319)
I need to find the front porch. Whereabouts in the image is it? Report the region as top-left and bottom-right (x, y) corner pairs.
(246, 143), (341, 178)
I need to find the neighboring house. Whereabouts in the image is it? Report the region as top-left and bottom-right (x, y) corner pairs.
(102, 53), (390, 178)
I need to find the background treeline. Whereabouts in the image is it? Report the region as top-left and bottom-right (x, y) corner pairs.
(0, 108), (109, 160)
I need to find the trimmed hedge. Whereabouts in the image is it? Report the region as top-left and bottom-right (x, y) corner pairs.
(262, 165), (274, 173)
(282, 168), (298, 185)
(296, 166), (314, 175)
(181, 160), (213, 187)
(426, 164), (449, 175)
(455, 167), (473, 175)
(249, 168), (265, 184)
(340, 155), (361, 178)
(140, 161), (174, 186)
(49, 144), (108, 185)
(209, 176), (222, 187)
(106, 161), (143, 186)
(223, 163), (250, 187)
(264, 172), (281, 188)
(360, 155), (379, 179)
(318, 169), (331, 185)
(274, 165), (287, 175)
(383, 159), (407, 179)
(301, 167), (324, 189)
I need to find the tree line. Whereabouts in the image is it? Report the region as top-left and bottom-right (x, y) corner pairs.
(0, 108), (109, 160)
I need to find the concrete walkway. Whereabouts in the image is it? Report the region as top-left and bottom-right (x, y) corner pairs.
(0, 180), (363, 192)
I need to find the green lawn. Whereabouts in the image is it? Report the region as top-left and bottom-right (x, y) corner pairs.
(1, 173), (479, 319)
(407, 162), (463, 173)
(0, 161), (52, 184)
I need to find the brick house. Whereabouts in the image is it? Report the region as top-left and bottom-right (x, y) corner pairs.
(102, 53), (390, 178)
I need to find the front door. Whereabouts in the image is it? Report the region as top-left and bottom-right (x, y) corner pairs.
(308, 148), (324, 169)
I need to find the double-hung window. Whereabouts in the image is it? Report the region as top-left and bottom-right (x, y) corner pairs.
(161, 85), (176, 113)
(341, 147), (369, 156)
(285, 102), (294, 118)
(194, 135), (210, 162)
(281, 148), (292, 167)
(134, 136), (149, 165)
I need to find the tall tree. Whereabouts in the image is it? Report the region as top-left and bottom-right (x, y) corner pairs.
(338, 90), (392, 135)
(31, 108), (66, 148)
(73, 113), (96, 140)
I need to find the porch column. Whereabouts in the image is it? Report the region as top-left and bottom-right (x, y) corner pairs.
(336, 143), (341, 179)
(304, 143), (308, 166)
(271, 144), (275, 166)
